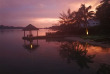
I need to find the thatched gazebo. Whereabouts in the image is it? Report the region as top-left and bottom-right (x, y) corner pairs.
(23, 24), (39, 37)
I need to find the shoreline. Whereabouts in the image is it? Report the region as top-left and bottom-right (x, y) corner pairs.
(22, 34), (110, 48)
(65, 36), (110, 48)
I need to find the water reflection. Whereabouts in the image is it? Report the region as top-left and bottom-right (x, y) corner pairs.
(2, 29), (110, 74)
(23, 38), (39, 52)
(59, 41), (95, 69)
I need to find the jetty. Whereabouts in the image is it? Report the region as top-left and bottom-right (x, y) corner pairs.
(22, 24), (66, 40)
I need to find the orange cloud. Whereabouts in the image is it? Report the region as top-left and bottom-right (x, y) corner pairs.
(29, 18), (60, 28)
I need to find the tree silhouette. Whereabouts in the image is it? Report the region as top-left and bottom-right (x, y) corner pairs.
(58, 4), (94, 35)
(96, 0), (110, 34)
(77, 4), (94, 35)
(59, 9), (76, 25)
(59, 9), (78, 33)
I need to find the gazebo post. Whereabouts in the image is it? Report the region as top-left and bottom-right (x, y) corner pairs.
(24, 31), (25, 37)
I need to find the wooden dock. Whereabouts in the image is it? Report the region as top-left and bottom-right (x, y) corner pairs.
(22, 35), (65, 40)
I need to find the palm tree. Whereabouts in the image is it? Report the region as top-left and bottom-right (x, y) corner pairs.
(58, 4), (94, 35)
(59, 9), (75, 25)
(78, 4), (94, 35)
(59, 9), (77, 32)
(75, 10), (83, 29)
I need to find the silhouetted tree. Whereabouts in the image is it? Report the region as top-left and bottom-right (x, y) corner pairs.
(96, 0), (110, 34)
(78, 4), (94, 35)
(59, 9), (78, 33)
(58, 4), (94, 35)
(59, 9), (75, 25)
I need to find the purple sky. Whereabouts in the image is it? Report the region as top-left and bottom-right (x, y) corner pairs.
(0, 0), (101, 28)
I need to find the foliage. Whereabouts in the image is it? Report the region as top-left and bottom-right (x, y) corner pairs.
(53, 0), (110, 35)
(96, 0), (110, 34)
(58, 4), (94, 35)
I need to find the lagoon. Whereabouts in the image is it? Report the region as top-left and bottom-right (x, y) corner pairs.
(0, 29), (110, 74)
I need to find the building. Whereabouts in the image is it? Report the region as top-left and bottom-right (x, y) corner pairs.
(81, 19), (100, 27)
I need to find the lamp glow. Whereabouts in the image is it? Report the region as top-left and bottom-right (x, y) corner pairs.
(86, 29), (88, 35)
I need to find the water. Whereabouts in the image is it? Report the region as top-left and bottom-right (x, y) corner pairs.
(0, 29), (110, 74)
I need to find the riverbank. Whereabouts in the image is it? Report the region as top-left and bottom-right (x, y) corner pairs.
(65, 36), (110, 48)
(23, 33), (110, 48)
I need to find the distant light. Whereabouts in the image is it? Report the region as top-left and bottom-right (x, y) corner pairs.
(31, 44), (33, 49)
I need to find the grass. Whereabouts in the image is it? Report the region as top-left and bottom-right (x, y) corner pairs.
(81, 35), (110, 44)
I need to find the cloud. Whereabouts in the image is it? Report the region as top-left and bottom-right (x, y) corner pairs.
(0, 0), (101, 27)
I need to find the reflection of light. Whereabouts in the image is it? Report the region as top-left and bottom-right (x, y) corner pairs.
(31, 44), (33, 49)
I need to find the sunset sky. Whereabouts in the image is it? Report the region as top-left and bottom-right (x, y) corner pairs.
(0, 0), (101, 28)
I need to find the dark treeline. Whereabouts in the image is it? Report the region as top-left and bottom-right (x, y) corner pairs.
(51, 0), (110, 35)
(0, 25), (24, 29)
(96, 0), (110, 34)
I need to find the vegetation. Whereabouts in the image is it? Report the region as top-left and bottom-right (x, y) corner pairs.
(81, 35), (110, 43)
(58, 4), (94, 35)
(96, 0), (110, 34)
(51, 0), (110, 36)
(56, 4), (95, 35)
(0, 25), (24, 29)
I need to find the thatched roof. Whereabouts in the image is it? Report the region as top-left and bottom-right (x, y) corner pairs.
(23, 24), (39, 31)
